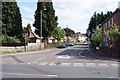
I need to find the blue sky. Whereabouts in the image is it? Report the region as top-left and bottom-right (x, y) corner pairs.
(17, 0), (119, 33)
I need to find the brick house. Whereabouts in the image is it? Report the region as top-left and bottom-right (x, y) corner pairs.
(101, 8), (120, 56)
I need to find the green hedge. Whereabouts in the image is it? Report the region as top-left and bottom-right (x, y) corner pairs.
(0, 35), (20, 43)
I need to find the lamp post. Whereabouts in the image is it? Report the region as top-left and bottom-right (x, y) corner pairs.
(40, 6), (47, 50)
(87, 29), (91, 53)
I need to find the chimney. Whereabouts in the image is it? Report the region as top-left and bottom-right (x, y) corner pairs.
(118, 1), (120, 9)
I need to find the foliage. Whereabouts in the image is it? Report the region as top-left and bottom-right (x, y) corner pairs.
(91, 27), (102, 46)
(2, 51), (12, 54)
(106, 25), (120, 41)
(63, 27), (75, 36)
(22, 23), (32, 34)
(1, 2), (22, 38)
(0, 35), (20, 43)
(52, 27), (66, 41)
(87, 11), (112, 37)
(33, 1), (58, 38)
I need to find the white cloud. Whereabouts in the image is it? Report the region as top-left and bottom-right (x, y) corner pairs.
(21, 6), (33, 12)
(53, 0), (119, 33)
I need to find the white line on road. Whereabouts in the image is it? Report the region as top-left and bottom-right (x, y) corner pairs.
(56, 55), (70, 59)
(2, 72), (39, 76)
(2, 72), (58, 78)
(49, 62), (57, 66)
(38, 62), (48, 65)
(27, 63), (31, 64)
(32, 56), (46, 62)
(44, 74), (58, 77)
(86, 63), (96, 67)
(110, 64), (118, 67)
(73, 63), (83, 66)
(98, 63), (109, 67)
(60, 63), (70, 66)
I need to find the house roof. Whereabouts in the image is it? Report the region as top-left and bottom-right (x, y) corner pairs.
(24, 30), (40, 39)
(101, 8), (120, 26)
(48, 36), (55, 39)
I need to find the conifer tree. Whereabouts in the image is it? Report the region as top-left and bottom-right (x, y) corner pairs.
(1, 1), (22, 38)
(33, 0), (58, 38)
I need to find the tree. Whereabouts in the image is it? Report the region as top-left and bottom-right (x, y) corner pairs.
(106, 25), (120, 42)
(52, 26), (66, 41)
(22, 23), (32, 34)
(88, 11), (113, 35)
(63, 27), (75, 36)
(1, 1), (22, 38)
(91, 27), (102, 47)
(33, 1), (58, 38)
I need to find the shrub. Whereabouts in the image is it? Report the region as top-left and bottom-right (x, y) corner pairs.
(0, 35), (20, 43)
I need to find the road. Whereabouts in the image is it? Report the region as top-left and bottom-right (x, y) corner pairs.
(0, 44), (119, 79)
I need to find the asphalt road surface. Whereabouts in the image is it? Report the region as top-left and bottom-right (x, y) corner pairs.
(0, 44), (119, 79)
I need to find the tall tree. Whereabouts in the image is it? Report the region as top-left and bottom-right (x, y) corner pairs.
(63, 27), (75, 36)
(1, 1), (22, 38)
(33, 0), (58, 38)
(88, 11), (112, 33)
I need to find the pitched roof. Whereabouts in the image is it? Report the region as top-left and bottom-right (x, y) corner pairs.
(101, 8), (120, 26)
(24, 30), (40, 39)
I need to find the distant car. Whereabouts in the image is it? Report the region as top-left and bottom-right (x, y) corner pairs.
(68, 42), (74, 46)
(57, 42), (68, 48)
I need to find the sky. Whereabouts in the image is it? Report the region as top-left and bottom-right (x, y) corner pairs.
(16, 0), (119, 33)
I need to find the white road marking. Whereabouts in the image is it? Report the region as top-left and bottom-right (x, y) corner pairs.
(49, 62), (57, 66)
(2, 72), (43, 77)
(38, 62), (48, 65)
(19, 63), (25, 64)
(110, 64), (118, 67)
(44, 75), (58, 77)
(27, 63), (31, 64)
(73, 63), (83, 66)
(56, 55), (70, 59)
(32, 56), (46, 62)
(98, 63), (109, 67)
(60, 63), (70, 66)
(13, 62), (17, 64)
(86, 63), (96, 66)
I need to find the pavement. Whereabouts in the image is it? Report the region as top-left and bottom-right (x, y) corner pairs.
(80, 46), (120, 62)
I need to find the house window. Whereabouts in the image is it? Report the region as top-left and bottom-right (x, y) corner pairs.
(105, 23), (107, 29)
(108, 20), (110, 28)
(111, 18), (114, 26)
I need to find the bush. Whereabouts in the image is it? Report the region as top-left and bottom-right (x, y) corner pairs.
(91, 27), (102, 47)
(0, 35), (20, 43)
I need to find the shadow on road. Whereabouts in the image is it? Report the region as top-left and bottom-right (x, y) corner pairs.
(55, 49), (80, 56)
(56, 48), (119, 62)
(80, 49), (120, 62)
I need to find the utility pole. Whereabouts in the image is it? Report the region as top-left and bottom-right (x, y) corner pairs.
(40, 10), (42, 50)
(40, 6), (47, 50)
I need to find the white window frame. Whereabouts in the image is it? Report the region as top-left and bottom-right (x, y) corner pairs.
(111, 18), (114, 26)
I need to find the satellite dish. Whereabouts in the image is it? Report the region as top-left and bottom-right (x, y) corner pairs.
(119, 1), (120, 8)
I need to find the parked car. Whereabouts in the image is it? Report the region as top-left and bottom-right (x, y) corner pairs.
(57, 42), (68, 48)
(68, 42), (74, 46)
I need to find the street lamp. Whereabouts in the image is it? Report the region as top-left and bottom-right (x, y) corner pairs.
(87, 29), (91, 53)
(40, 6), (47, 50)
